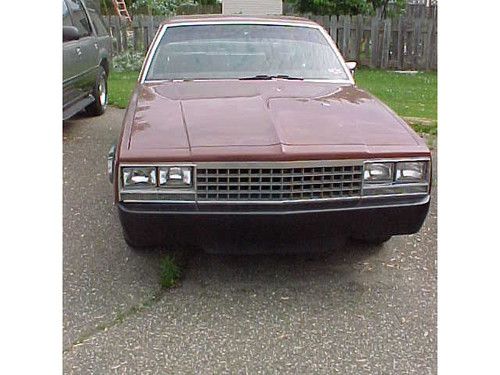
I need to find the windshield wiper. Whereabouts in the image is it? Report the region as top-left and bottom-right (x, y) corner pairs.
(239, 74), (304, 81)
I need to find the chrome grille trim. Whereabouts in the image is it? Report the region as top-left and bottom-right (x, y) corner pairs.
(196, 160), (363, 202)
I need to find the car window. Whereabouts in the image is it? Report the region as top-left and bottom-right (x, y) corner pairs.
(63, 0), (73, 27)
(87, 8), (109, 37)
(146, 24), (350, 81)
(66, 0), (92, 37)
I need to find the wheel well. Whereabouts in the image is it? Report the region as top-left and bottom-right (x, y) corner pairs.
(100, 58), (110, 76)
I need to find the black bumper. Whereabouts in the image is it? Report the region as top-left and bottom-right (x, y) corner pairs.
(118, 195), (430, 253)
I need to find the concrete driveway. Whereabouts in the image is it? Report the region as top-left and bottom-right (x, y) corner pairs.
(63, 107), (437, 374)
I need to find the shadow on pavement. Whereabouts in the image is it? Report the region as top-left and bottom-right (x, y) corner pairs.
(157, 239), (386, 290)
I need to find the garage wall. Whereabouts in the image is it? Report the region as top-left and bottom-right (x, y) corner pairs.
(222, 0), (283, 15)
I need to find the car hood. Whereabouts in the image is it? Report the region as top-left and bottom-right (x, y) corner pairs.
(122, 80), (425, 161)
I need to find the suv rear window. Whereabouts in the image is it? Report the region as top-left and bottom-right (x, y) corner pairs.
(63, 0), (72, 27)
(66, 0), (92, 37)
(88, 9), (108, 36)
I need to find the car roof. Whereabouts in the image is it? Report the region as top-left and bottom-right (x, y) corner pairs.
(160, 14), (319, 27)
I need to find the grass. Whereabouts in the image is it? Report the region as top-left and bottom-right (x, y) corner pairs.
(355, 69), (437, 121)
(108, 71), (139, 108)
(159, 255), (182, 288)
(107, 68), (437, 135)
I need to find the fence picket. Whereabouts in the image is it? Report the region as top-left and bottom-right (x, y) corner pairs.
(122, 23), (128, 51)
(396, 16), (404, 69)
(424, 18), (434, 70)
(141, 16), (148, 50)
(147, 15), (154, 48)
(413, 17), (422, 69)
(329, 15), (338, 44)
(342, 15), (350, 58)
(381, 18), (391, 69)
(370, 15), (379, 67)
(114, 16), (122, 53)
(354, 15), (363, 62)
(132, 16), (140, 51)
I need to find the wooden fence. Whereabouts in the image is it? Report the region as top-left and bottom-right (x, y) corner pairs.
(104, 4), (437, 70)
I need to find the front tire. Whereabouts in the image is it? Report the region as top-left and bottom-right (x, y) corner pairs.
(86, 67), (108, 116)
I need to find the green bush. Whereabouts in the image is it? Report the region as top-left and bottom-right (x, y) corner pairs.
(112, 51), (145, 72)
(130, 0), (196, 15)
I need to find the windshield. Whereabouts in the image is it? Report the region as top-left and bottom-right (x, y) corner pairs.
(145, 24), (350, 81)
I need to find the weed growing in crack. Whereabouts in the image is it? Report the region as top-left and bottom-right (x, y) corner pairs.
(160, 255), (181, 288)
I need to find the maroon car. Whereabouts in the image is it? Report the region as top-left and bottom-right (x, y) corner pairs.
(108, 16), (431, 253)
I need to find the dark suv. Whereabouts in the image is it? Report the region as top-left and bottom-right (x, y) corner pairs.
(63, 0), (112, 120)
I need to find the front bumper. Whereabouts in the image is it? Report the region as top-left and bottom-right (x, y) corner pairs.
(118, 194), (430, 253)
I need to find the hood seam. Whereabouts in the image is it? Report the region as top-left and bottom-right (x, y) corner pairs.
(179, 101), (192, 153)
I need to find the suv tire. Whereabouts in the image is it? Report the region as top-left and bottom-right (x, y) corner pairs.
(86, 66), (108, 116)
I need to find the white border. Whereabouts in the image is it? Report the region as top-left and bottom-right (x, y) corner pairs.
(4, 0), (61, 373)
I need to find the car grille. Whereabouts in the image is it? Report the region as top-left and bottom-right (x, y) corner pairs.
(196, 163), (363, 202)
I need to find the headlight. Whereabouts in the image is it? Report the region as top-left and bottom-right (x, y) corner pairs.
(395, 162), (427, 183)
(362, 159), (430, 196)
(119, 164), (196, 202)
(363, 162), (394, 184)
(122, 167), (157, 189)
(159, 166), (192, 188)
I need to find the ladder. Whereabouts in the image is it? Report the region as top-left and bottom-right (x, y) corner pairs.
(111, 0), (132, 22)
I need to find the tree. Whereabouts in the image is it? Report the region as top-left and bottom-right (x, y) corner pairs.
(99, 0), (200, 16)
(130, 0), (196, 15)
(100, 0), (135, 15)
(292, 0), (405, 17)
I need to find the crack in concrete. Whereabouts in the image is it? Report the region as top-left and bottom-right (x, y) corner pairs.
(63, 288), (165, 354)
(64, 250), (191, 354)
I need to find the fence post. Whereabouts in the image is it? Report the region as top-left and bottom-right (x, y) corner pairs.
(342, 15), (350, 58)
(132, 16), (140, 51)
(329, 15), (338, 44)
(412, 16), (422, 69)
(154, 16), (164, 35)
(104, 15), (112, 54)
(148, 15), (154, 48)
(114, 16), (122, 53)
(396, 16), (404, 69)
(354, 14), (363, 63)
(122, 21), (128, 51)
(381, 18), (391, 69)
(370, 14), (380, 67)
(142, 15), (148, 50)
(424, 17), (434, 71)
(432, 15), (437, 69)
(363, 17), (370, 66)
(320, 15), (329, 33)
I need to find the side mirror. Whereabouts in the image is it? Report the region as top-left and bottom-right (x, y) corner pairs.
(63, 26), (80, 42)
(346, 61), (357, 77)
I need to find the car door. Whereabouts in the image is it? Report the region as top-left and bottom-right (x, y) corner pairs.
(63, 0), (81, 108)
(66, 0), (99, 98)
